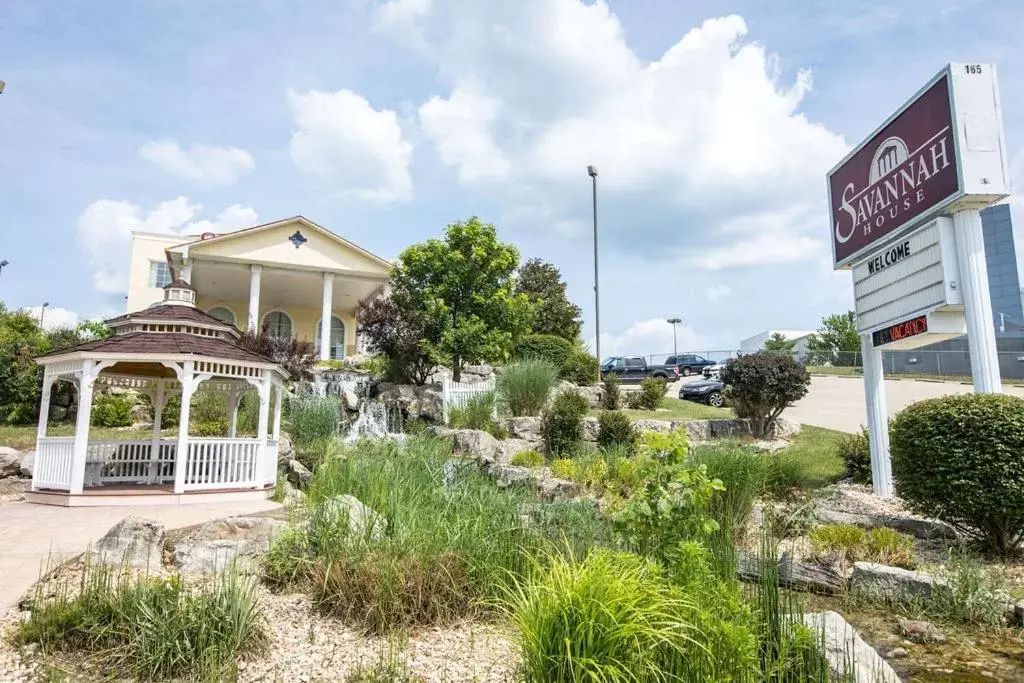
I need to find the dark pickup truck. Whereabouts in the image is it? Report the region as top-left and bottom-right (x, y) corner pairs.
(662, 353), (717, 377)
(600, 356), (677, 383)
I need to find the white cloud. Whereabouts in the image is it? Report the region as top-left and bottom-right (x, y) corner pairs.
(419, 84), (509, 184)
(373, 0), (432, 49)
(288, 88), (413, 203)
(705, 285), (731, 302)
(139, 140), (254, 186)
(21, 306), (80, 331)
(598, 318), (710, 359)
(685, 234), (825, 271)
(76, 198), (258, 294)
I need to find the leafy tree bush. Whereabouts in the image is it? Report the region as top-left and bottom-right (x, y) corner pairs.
(637, 377), (666, 410)
(513, 334), (574, 369)
(91, 393), (134, 427)
(890, 393), (1024, 555)
(541, 390), (588, 457)
(836, 426), (872, 485)
(806, 311), (860, 366)
(561, 350), (599, 386)
(720, 353), (810, 437)
(596, 410), (636, 452)
(601, 372), (621, 410)
(497, 360), (559, 417)
(762, 332), (797, 353)
(514, 258), (583, 340)
(357, 296), (436, 385)
(0, 304), (48, 424)
(238, 322), (315, 381)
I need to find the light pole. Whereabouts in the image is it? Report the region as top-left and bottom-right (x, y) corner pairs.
(667, 317), (682, 356)
(587, 165), (601, 377)
(0, 260), (8, 276)
(39, 302), (49, 328)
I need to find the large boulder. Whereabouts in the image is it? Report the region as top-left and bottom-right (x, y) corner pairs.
(851, 562), (945, 602)
(450, 429), (498, 463)
(816, 509), (957, 541)
(277, 433), (295, 461)
(18, 451), (34, 478)
(93, 516), (165, 573)
(767, 417), (802, 440)
(319, 494), (387, 541)
(0, 447), (23, 479)
(170, 517), (286, 574)
(803, 611), (900, 683)
(633, 419), (674, 434)
(673, 420), (711, 441)
(577, 385), (604, 409)
(581, 416), (600, 442)
(537, 474), (581, 501)
(418, 384), (444, 423)
(709, 419), (752, 438)
(48, 404), (69, 422)
(286, 459), (312, 489)
(490, 464), (537, 489)
(494, 439), (536, 465)
(342, 388), (360, 412)
(503, 416), (543, 442)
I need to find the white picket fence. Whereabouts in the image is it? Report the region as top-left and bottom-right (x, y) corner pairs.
(441, 376), (496, 424)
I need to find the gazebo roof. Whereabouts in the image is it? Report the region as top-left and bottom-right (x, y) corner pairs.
(105, 303), (240, 334)
(38, 332), (273, 365)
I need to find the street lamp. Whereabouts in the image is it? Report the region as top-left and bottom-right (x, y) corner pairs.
(667, 317), (682, 356)
(0, 260), (8, 276)
(39, 302), (49, 328)
(587, 165), (601, 378)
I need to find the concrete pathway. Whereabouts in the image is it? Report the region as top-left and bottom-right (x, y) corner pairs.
(0, 499), (279, 612)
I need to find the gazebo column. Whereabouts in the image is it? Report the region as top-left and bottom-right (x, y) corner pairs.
(254, 374), (271, 488)
(173, 361), (196, 494)
(69, 361), (99, 495)
(271, 384), (283, 440)
(36, 371), (53, 442)
(227, 386), (242, 438)
(148, 380), (165, 483)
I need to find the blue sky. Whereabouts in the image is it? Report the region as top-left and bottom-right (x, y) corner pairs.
(1, 0), (1021, 356)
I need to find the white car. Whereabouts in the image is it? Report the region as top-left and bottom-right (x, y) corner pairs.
(702, 362), (726, 379)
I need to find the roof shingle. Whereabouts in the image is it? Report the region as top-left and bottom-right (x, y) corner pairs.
(39, 332), (274, 364)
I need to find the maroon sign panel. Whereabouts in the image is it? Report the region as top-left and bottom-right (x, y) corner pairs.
(829, 74), (961, 267)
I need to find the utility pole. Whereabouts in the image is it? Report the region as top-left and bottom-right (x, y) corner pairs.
(587, 165), (601, 379)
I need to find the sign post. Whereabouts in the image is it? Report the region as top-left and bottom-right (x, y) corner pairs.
(827, 63), (1012, 498)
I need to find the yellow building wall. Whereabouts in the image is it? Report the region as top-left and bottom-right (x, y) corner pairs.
(126, 233), (185, 312)
(195, 298), (359, 357)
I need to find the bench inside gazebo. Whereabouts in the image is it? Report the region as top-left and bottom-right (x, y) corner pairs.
(29, 280), (288, 506)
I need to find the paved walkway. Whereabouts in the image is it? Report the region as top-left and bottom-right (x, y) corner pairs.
(0, 498), (279, 612)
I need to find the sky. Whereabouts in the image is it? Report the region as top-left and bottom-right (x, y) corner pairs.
(1, 0), (1022, 357)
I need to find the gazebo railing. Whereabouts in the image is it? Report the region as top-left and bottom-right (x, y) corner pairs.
(34, 437), (76, 490)
(182, 438), (262, 491)
(85, 440), (177, 485)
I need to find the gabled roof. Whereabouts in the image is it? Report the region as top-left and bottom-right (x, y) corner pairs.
(167, 215), (393, 270)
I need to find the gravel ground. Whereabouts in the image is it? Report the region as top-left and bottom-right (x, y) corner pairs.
(813, 483), (915, 518)
(0, 479), (28, 506)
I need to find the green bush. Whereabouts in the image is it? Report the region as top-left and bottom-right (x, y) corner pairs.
(561, 351), (599, 386)
(625, 390), (644, 409)
(192, 419), (229, 437)
(17, 565), (264, 680)
(637, 377), (666, 410)
(513, 334), (574, 369)
(836, 426), (872, 485)
(541, 389), (588, 457)
(720, 353), (810, 437)
(288, 395), (341, 446)
(889, 393), (1024, 555)
(90, 393), (134, 427)
(596, 410), (636, 452)
(448, 390), (497, 430)
(602, 372), (621, 410)
(497, 360), (560, 417)
(511, 449), (545, 468)
(689, 443), (768, 540)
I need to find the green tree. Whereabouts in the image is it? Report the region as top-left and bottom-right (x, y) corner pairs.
(762, 332), (796, 353)
(0, 303), (49, 424)
(392, 217), (531, 381)
(515, 258), (582, 340)
(806, 311), (860, 366)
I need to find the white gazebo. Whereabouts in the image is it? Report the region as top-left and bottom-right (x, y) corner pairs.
(29, 281), (288, 506)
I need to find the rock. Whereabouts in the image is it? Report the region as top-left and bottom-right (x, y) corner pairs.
(851, 562), (945, 602)
(48, 404), (69, 422)
(736, 550), (846, 595)
(898, 618), (946, 644)
(461, 364), (494, 381)
(129, 402), (151, 426)
(286, 459), (312, 489)
(709, 419), (752, 438)
(767, 417), (802, 440)
(0, 447), (23, 478)
(577, 385), (604, 409)
(490, 464), (536, 489)
(536, 475), (580, 501)
(418, 384), (444, 422)
(342, 388), (360, 411)
(804, 612), (901, 683)
(319, 494), (387, 541)
(1010, 600), (1024, 626)
(494, 439), (535, 465)
(673, 420), (711, 441)
(581, 416), (600, 442)
(375, 383), (420, 417)
(887, 647), (908, 659)
(450, 429), (498, 463)
(93, 516), (165, 573)
(171, 517), (286, 573)
(817, 508), (957, 541)
(19, 451), (34, 478)
(503, 417), (542, 442)
(277, 433), (294, 460)
(280, 481), (306, 508)
(633, 419), (674, 433)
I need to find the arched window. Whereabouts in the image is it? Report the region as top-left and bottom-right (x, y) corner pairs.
(263, 311), (293, 340)
(314, 316), (346, 360)
(207, 306), (236, 326)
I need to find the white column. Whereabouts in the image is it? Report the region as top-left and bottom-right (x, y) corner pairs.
(271, 384), (283, 440)
(69, 362), (97, 495)
(173, 361), (195, 493)
(320, 272), (334, 361)
(860, 334), (893, 499)
(256, 376), (271, 488)
(36, 373), (53, 441)
(227, 388), (241, 438)
(248, 265), (262, 332)
(953, 208), (1002, 393)
(148, 380), (165, 483)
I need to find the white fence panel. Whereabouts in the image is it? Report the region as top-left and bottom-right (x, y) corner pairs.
(183, 438), (261, 491)
(263, 440), (279, 487)
(441, 376), (496, 424)
(33, 437), (75, 490)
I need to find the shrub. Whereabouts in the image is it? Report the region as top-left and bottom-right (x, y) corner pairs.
(636, 377), (667, 410)
(17, 564), (264, 680)
(863, 527), (916, 569)
(720, 353), (810, 437)
(927, 548), (1010, 626)
(596, 410), (636, 452)
(90, 392), (134, 427)
(561, 351), (599, 386)
(836, 425), (872, 485)
(448, 390), (496, 430)
(809, 523), (865, 566)
(549, 458), (576, 480)
(513, 334), (574, 369)
(541, 390), (588, 457)
(625, 391), (644, 409)
(689, 443), (768, 539)
(889, 393), (1024, 555)
(288, 395), (341, 446)
(192, 419), (229, 437)
(601, 372), (621, 410)
(497, 360), (560, 417)
(511, 449), (545, 468)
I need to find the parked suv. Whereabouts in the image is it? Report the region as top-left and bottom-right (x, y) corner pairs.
(663, 354), (716, 377)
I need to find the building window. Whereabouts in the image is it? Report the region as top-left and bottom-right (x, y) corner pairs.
(207, 306), (236, 326)
(314, 316), (346, 360)
(148, 261), (172, 288)
(263, 311), (292, 340)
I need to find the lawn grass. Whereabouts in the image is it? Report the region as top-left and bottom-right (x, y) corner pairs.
(774, 424), (846, 489)
(0, 424), (156, 451)
(805, 365), (860, 376)
(591, 397), (732, 422)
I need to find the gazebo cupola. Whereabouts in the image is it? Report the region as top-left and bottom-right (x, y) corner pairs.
(30, 281), (289, 506)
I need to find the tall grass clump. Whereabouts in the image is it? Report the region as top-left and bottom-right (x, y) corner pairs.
(17, 562), (264, 680)
(288, 395), (341, 446)
(497, 360), (560, 417)
(447, 390), (497, 430)
(689, 443), (768, 540)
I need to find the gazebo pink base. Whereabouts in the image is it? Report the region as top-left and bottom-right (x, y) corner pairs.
(26, 484), (274, 507)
